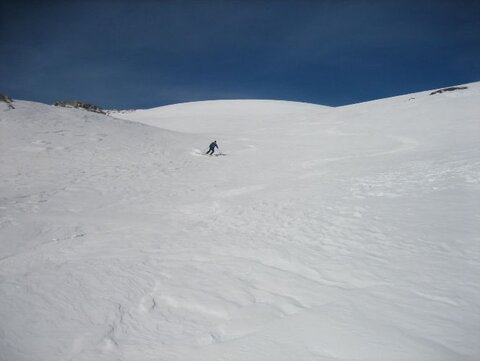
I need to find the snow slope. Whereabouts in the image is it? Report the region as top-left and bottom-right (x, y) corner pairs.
(1, 83), (480, 361)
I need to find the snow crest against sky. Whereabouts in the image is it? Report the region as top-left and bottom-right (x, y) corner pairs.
(1, 0), (479, 108)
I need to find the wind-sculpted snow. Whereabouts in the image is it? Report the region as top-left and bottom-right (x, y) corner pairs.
(1, 84), (479, 361)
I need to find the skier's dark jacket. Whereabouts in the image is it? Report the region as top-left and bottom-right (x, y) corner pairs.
(209, 141), (218, 150)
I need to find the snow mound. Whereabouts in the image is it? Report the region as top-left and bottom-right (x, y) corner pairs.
(1, 83), (480, 361)
(111, 99), (332, 134)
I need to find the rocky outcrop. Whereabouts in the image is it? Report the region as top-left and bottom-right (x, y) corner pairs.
(430, 86), (468, 95)
(0, 94), (15, 109)
(54, 100), (106, 114)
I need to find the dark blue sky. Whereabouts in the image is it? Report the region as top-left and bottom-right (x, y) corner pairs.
(1, 0), (479, 108)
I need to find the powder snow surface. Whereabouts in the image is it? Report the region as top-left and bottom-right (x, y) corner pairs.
(1, 84), (479, 361)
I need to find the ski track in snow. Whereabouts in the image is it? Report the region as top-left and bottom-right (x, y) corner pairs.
(1, 87), (480, 361)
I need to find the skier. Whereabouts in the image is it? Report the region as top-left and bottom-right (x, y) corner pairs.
(206, 140), (218, 155)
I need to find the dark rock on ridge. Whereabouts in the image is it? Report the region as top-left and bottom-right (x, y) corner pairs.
(54, 100), (106, 114)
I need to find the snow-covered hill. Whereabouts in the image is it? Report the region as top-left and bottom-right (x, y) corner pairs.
(1, 83), (479, 361)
